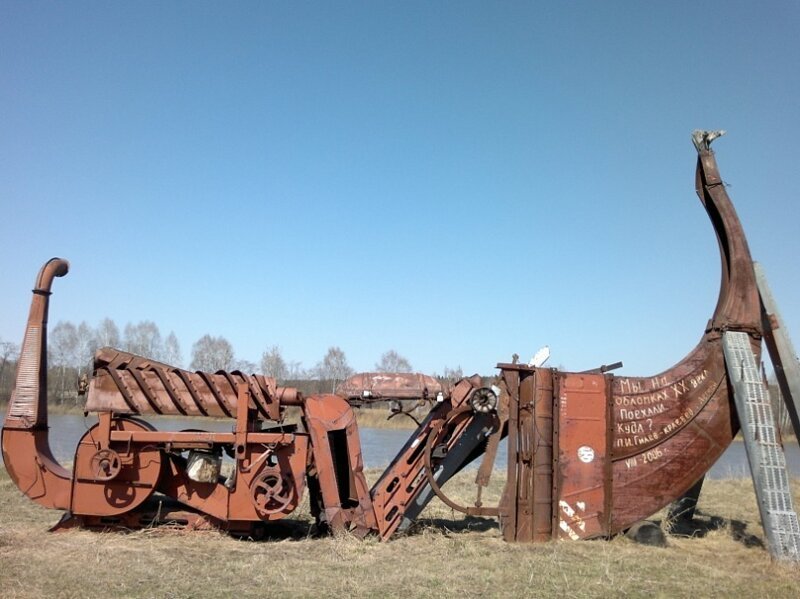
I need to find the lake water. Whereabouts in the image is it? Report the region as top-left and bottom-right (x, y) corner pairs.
(2, 411), (799, 480)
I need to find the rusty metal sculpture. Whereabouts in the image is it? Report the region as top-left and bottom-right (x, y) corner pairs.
(442, 129), (763, 541)
(1, 132), (763, 542)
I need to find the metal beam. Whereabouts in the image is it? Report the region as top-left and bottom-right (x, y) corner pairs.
(755, 262), (800, 443)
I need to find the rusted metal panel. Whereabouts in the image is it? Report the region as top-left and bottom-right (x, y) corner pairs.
(303, 394), (377, 537)
(336, 372), (447, 401)
(555, 372), (611, 540)
(499, 368), (520, 541)
(499, 368), (553, 542)
(531, 369), (554, 542)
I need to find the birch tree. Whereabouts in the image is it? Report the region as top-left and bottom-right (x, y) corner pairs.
(95, 318), (120, 349)
(375, 350), (412, 373)
(190, 335), (234, 372)
(260, 346), (288, 382)
(163, 331), (183, 367)
(0, 338), (20, 400)
(75, 321), (96, 376)
(49, 321), (78, 402)
(124, 321), (163, 360)
(315, 346), (353, 393)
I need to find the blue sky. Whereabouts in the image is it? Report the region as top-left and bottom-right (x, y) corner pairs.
(1, 1), (798, 377)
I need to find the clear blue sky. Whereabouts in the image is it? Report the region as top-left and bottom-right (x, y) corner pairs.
(1, 1), (798, 377)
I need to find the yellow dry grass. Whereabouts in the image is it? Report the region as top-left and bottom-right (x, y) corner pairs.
(353, 407), (419, 429)
(2, 467), (800, 598)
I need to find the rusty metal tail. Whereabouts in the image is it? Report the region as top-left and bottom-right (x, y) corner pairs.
(1, 258), (72, 510)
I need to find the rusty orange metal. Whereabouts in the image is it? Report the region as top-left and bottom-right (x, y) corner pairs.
(491, 131), (763, 541)
(554, 372), (611, 540)
(336, 372), (447, 402)
(302, 394), (377, 536)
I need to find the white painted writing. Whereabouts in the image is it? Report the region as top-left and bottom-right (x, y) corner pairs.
(619, 403), (666, 421)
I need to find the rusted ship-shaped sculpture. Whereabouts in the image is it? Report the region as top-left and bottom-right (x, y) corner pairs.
(1, 132), (763, 542)
(483, 130), (763, 541)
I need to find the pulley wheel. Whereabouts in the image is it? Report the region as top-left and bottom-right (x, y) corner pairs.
(250, 466), (294, 516)
(89, 449), (121, 481)
(469, 387), (498, 413)
(71, 417), (162, 517)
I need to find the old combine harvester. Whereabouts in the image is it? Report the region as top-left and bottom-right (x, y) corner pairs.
(3, 132), (799, 554)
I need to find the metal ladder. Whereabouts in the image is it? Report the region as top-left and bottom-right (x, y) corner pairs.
(722, 330), (800, 560)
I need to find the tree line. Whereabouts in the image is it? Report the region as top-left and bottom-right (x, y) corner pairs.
(0, 320), (465, 405)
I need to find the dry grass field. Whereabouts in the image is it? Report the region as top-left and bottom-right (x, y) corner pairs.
(2, 465), (800, 598)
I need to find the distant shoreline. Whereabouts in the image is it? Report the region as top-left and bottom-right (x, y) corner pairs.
(0, 401), (418, 429)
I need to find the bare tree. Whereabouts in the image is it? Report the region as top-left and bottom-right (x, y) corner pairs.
(163, 331), (183, 367)
(95, 317), (120, 349)
(375, 350), (412, 373)
(75, 321), (96, 376)
(0, 339), (19, 370)
(260, 346), (288, 382)
(124, 321), (163, 360)
(232, 358), (256, 373)
(286, 360), (307, 381)
(0, 338), (20, 400)
(49, 321), (79, 369)
(190, 334), (234, 372)
(441, 365), (463, 383)
(315, 346), (353, 393)
(49, 321), (78, 403)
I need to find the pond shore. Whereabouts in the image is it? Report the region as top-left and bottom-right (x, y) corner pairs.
(0, 401), (420, 429)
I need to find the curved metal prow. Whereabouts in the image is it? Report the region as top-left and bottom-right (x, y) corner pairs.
(1, 258), (72, 509)
(4, 258), (69, 428)
(693, 130), (760, 333)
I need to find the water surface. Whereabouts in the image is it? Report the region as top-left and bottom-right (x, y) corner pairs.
(2, 411), (798, 480)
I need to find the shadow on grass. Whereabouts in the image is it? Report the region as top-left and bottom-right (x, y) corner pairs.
(140, 516), (496, 542)
(50, 505), (499, 542)
(408, 515), (499, 535)
(664, 510), (764, 548)
(250, 515), (501, 541)
(242, 519), (318, 541)
(190, 515), (497, 542)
